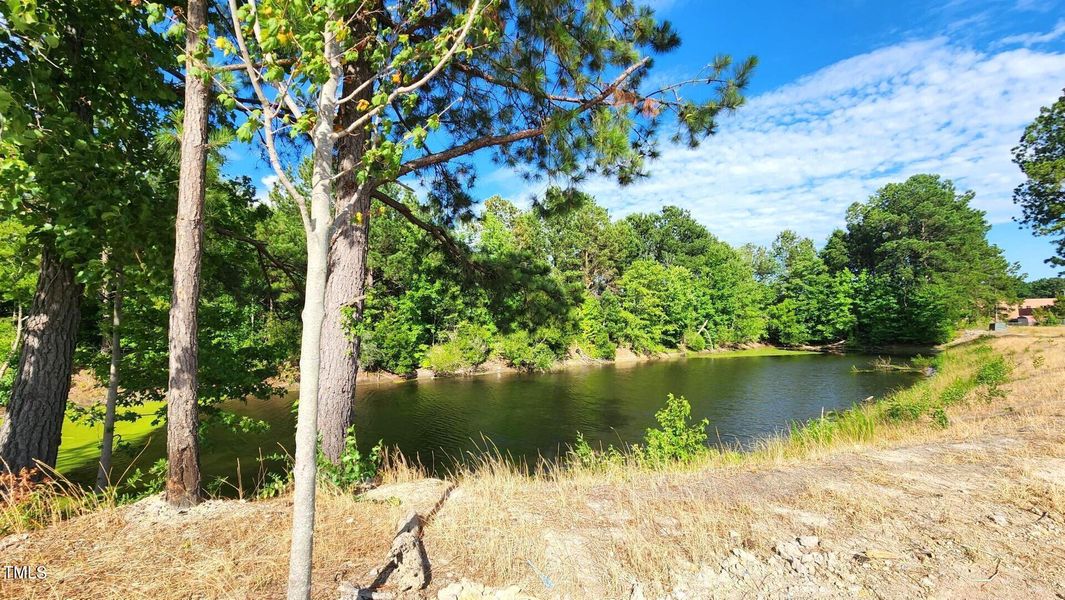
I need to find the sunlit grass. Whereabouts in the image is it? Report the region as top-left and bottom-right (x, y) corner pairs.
(692, 347), (818, 359)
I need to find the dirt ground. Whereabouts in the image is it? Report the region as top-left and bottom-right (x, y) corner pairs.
(2, 330), (1063, 599)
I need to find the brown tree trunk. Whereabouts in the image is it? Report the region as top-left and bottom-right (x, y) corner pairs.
(317, 60), (372, 463)
(165, 0), (208, 508)
(96, 270), (123, 491)
(0, 243), (83, 473)
(317, 192), (370, 462)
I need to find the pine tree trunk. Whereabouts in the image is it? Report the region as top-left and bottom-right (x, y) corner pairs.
(165, 0), (209, 508)
(317, 196), (370, 462)
(287, 20), (341, 600)
(317, 67), (372, 463)
(96, 270), (123, 491)
(0, 243), (83, 473)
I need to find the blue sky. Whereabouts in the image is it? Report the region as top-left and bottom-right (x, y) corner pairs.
(235, 0), (1065, 279)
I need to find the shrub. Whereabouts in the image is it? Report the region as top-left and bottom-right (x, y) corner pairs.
(116, 458), (168, 503)
(361, 315), (424, 375)
(495, 330), (557, 371)
(422, 341), (471, 374)
(975, 355), (1010, 399)
(910, 353), (943, 371)
(683, 329), (706, 352)
(641, 394), (709, 464)
(567, 432), (624, 470)
(318, 426), (382, 491)
(884, 392), (931, 422)
(422, 323), (494, 374)
(939, 378), (970, 406)
(931, 406), (950, 429)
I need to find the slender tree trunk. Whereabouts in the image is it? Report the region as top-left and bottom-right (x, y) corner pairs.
(287, 21), (341, 600)
(96, 270), (123, 492)
(317, 60), (372, 463)
(0, 243), (83, 473)
(0, 305), (23, 382)
(165, 0), (209, 508)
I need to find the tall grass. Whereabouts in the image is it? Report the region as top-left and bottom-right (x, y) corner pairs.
(0, 465), (116, 536)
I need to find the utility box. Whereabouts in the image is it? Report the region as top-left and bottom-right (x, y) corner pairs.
(989, 321), (1008, 332)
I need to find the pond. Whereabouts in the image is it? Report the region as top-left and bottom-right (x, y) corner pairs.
(60, 351), (919, 487)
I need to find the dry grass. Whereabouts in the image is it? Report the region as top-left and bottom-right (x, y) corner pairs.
(1, 486), (406, 599)
(422, 329), (1065, 598)
(2, 328), (1064, 599)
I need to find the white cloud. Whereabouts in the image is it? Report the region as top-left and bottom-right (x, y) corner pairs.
(999, 19), (1065, 46)
(255, 174), (279, 205)
(546, 36), (1065, 247)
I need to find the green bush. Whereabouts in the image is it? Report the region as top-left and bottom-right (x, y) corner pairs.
(422, 323), (493, 374)
(939, 378), (970, 406)
(495, 330), (556, 371)
(422, 341), (472, 374)
(910, 353), (943, 371)
(567, 432), (624, 469)
(884, 392), (931, 422)
(359, 315), (424, 375)
(975, 356), (1010, 399)
(683, 329), (706, 352)
(640, 394), (709, 464)
(318, 426), (382, 491)
(976, 356), (1009, 386)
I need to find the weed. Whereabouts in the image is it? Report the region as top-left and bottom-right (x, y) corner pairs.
(931, 406), (950, 429)
(639, 394), (709, 465)
(939, 378), (970, 406)
(318, 426), (383, 491)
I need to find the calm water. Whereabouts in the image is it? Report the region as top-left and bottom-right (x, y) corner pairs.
(64, 352), (918, 484)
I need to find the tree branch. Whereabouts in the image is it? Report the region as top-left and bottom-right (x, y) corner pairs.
(227, 0), (310, 229)
(370, 189), (483, 274)
(333, 0), (484, 140)
(212, 225), (304, 293)
(394, 56), (651, 178)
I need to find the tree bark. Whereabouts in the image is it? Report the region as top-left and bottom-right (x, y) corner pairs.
(0, 243), (83, 473)
(317, 60), (373, 464)
(165, 0), (209, 508)
(287, 20), (342, 600)
(96, 270), (123, 491)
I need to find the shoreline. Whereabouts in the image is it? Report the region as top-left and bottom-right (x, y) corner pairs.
(354, 343), (820, 385)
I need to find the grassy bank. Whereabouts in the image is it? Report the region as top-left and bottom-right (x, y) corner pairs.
(421, 329), (1061, 598)
(442, 329), (1013, 480)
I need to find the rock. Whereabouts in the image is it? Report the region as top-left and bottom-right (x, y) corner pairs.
(629, 579), (646, 600)
(798, 535), (820, 549)
(360, 479), (455, 516)
(731, 547), (757, 562)
(337, 581), (393, 600)
(989, 513), (1009, 526)
(381, 528), (430, 591)
(774, 540), (803, 561)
